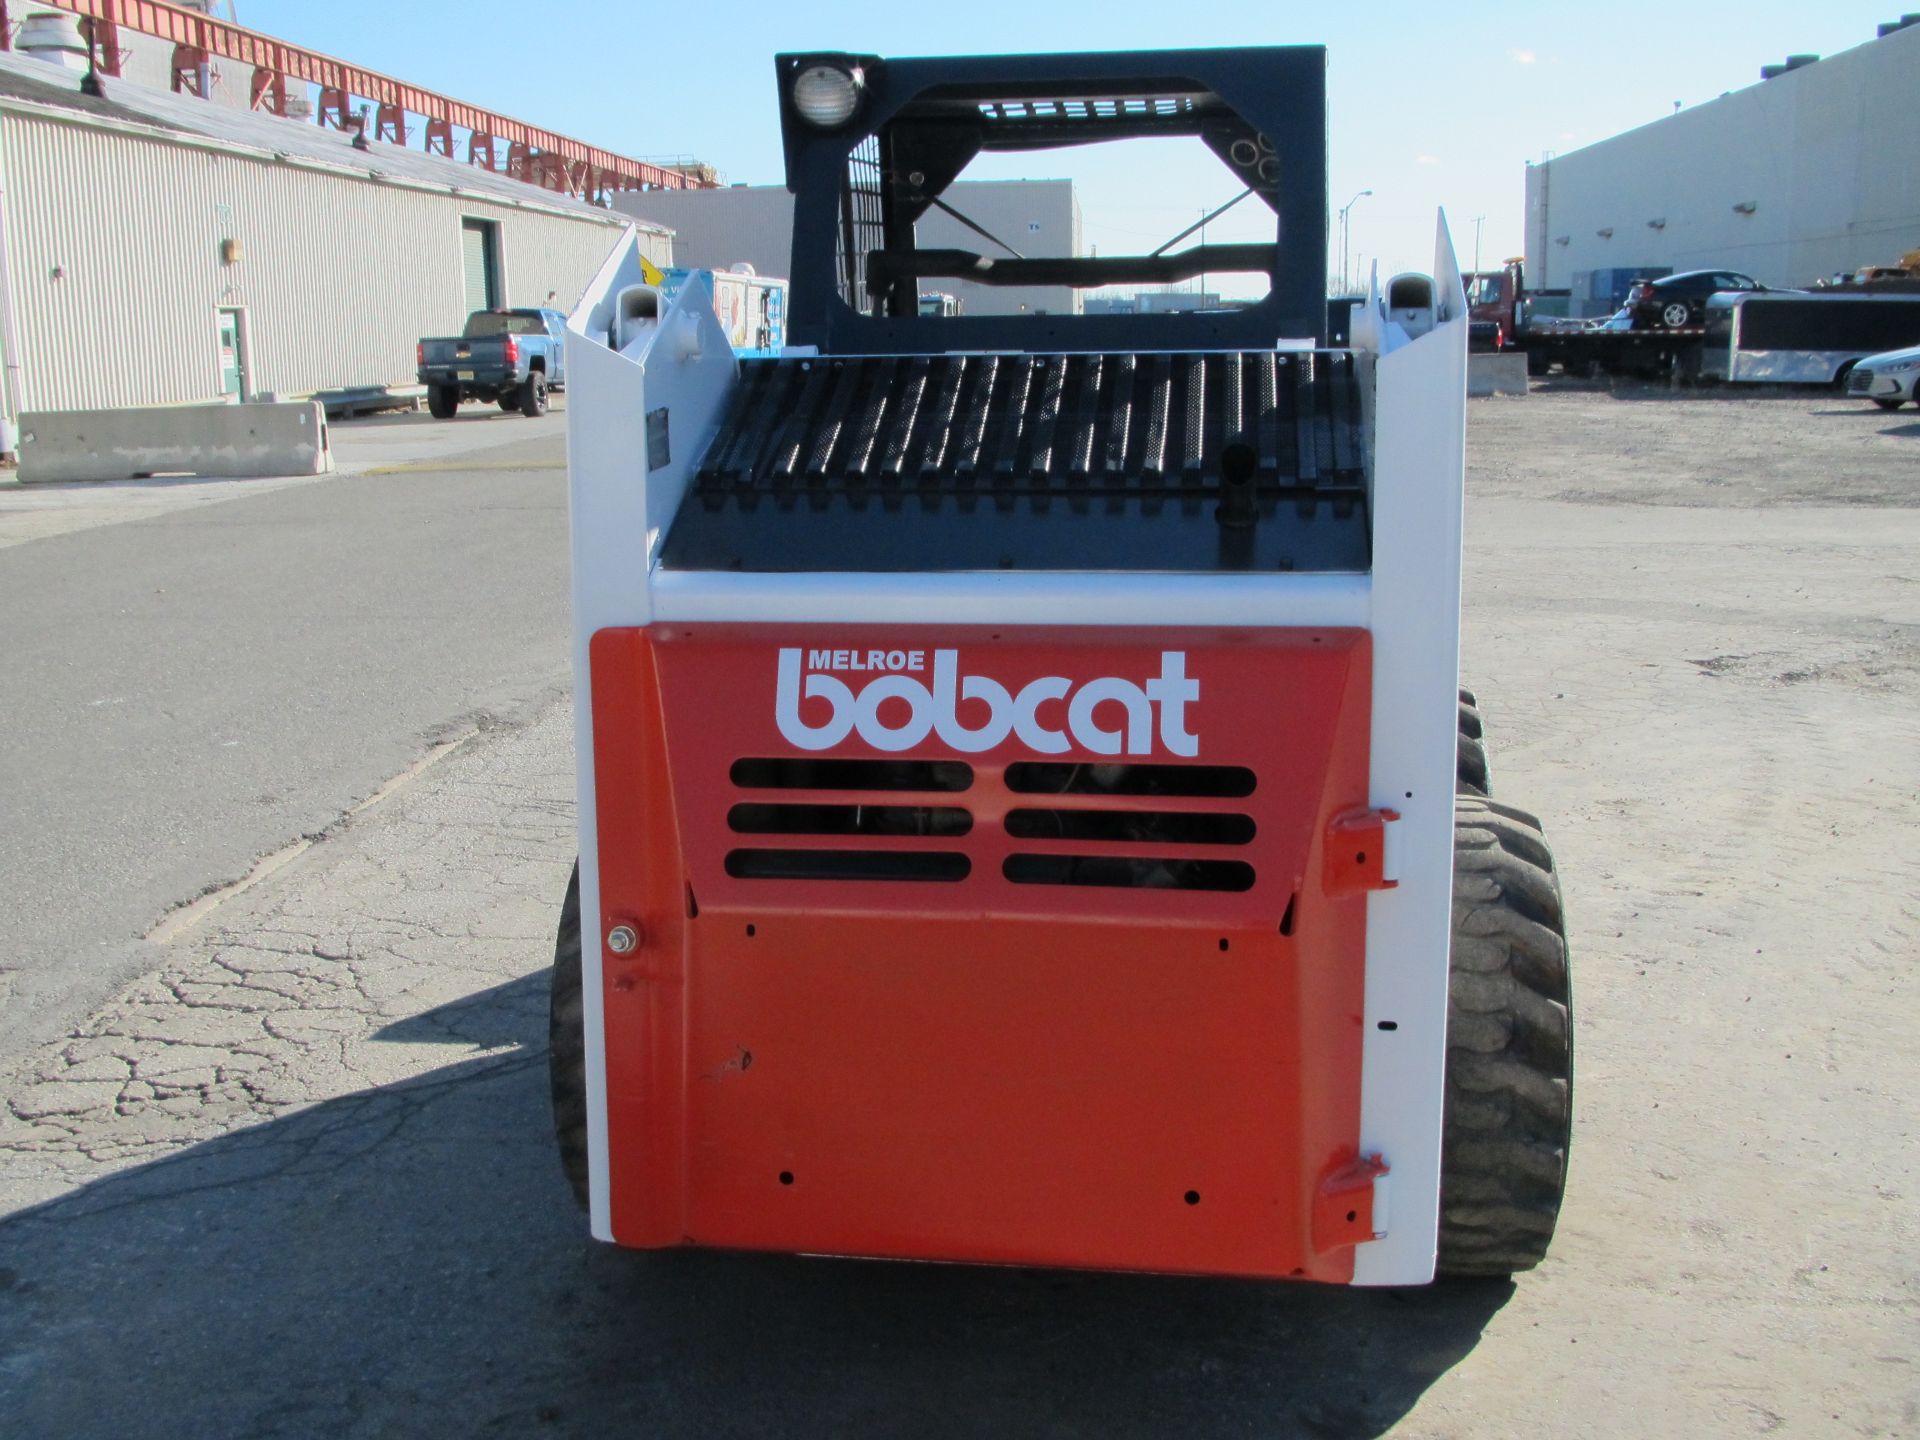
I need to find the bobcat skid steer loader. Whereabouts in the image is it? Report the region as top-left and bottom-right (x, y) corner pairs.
(552, 46), (1571, 1286)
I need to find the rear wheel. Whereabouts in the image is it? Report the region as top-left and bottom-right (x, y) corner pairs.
(1525, 347), (1549, 377)
(519, 370), (550, 418)
(1457, 688), (1490, 797)
(427, 384), (459, 419)
(1659, 300), (1691, 328)
(1438, 797), (1573, 1278)
(549, 862), (589, 1210)
(497, 394), (517, 413)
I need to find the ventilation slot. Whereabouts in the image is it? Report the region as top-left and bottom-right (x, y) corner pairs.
(1003, 763), (1256, 798)
(729, 803), (972, 838)
(1004, 810), (1255, 845)
(726, 850), (971, 883)
(1003, 855), (1255, 891)
(729, 757), (973, 792)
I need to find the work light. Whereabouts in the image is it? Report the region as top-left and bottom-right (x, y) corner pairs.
(792, 64), (864, 128)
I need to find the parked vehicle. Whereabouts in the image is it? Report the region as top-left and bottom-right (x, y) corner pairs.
(658, 267), (789, 356)
(556, 44), (1571, 1288)
(1843, 342), (1920, 408)
(1629, 270), (1765, 329)
(1700, 292), (1920, 385)
(1463, 259), (1526, 351)
(416, 308), (568, 419)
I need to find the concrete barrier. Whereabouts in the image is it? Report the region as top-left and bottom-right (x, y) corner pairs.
(17, 401), (332, 482)
(1468, 353), (1530, 397)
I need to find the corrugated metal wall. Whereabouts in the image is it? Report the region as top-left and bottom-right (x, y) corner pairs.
(0, 106), (669, 412)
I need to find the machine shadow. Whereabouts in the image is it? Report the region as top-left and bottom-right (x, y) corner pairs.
(1, 972), (1510, 1439)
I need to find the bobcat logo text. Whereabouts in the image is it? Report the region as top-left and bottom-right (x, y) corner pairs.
(773, 648), (1199, 756)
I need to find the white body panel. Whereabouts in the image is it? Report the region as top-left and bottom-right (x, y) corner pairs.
(566, 231), (737, 1240)
(567, 221), (1470, 1282)
(1350, 223), (1468, 1285)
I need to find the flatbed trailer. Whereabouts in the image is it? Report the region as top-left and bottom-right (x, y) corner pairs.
(1520, 323), (1705, 380)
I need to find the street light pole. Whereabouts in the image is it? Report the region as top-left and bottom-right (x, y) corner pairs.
(1338, 189), (1372, 293)
(1472, 215), (1486, 277)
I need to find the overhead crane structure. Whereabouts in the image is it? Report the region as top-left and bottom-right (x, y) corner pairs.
(0, 0), (714, 200)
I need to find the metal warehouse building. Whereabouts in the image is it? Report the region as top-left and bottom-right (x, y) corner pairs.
(0, 49), (669, 433)
(616, 179), (1084, 318)
(1525, 17), (1920, 307)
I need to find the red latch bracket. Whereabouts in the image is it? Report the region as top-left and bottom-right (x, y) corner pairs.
(1323, 807), (1400, 896)
(1312, 1153), (1390, 1254)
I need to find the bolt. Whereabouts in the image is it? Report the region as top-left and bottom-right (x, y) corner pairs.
(606, 924), (639, 954)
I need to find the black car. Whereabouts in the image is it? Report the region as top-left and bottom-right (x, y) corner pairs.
(1630, 270), (1765, 329)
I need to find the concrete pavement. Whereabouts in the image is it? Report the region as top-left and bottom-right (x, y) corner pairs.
(0, 407), (571, 1069)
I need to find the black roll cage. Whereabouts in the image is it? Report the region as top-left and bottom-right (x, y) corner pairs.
(776, 47), (1329, 353)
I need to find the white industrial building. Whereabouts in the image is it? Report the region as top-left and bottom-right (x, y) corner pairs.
(616, 179), (1084, 318)
(0, 44), (669, 430)
(1525, 17), (1920, 308)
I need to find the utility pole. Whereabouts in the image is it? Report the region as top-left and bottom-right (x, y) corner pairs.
(1472, 215), (1486, 278)
(1338, 189), (1372, 293)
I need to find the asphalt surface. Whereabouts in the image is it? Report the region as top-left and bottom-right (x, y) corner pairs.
(2, 386), (1916, 1437)
(0, 702), (1513, 1440)
(0, 414), (571, 1067)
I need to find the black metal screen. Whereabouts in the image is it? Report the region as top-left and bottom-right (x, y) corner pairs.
(837, 134), (886, 317)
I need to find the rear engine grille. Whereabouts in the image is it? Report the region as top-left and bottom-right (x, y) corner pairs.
(1004, 809), (1255, 845)
(725, 850), (972, 883)
(1005, 762), (1256, 797)
(728, 803), (972, 837)
(1000, 759), (1259, 891)
(1002, 855), (1255, 892)
(728, 757), (971, 791)
(726, 757), (976, 884)
(723, 757), (1259, 893)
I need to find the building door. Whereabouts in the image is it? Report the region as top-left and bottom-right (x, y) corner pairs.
(461, 218), (500, 315)
(216, 308), (248, 400)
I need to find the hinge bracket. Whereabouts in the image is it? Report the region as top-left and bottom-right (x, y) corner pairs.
(1323, 806), (1401, 896)
(1312, 1153), (1390, 1253)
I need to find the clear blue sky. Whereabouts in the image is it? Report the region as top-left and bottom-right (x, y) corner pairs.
(240, 0), (1901, 289)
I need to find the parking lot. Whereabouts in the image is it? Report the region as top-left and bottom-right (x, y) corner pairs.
(2, 385), (1916, 1438)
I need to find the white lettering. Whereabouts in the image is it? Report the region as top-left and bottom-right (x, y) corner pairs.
(1066, 678), (1152, 756)
(1012, 676), (1072, 754)
(853, 674), (935, 751)
(775, 649), (856, 751)
(775, 648), (1199, 757)
(1146, 652), (1200, 758)
(932, 650), (1014, 752)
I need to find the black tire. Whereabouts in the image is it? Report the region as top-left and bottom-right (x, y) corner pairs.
(427, 384), (459, 419)
(1658, 300), (1691, 328)
(1872, 397), (1904, 411)
(549, 862), (589, 1210)
(1525, 347), (1549, 377)
(1833, 361), (1857, 393)
(1457, 689), (1491, 797)
(1438, 797), (1573, 1278)
(519, 370), (550, 418)
(497, 395), (518, 413)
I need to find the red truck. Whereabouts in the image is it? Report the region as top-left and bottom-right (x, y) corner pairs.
(1464, 259), (1527, 352)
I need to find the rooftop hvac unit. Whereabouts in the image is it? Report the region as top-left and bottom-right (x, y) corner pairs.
(17, 12), (88, 70)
